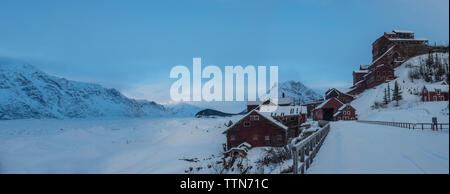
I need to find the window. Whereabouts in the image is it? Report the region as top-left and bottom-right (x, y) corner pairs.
(253, 135), (258, 140)
(290, 117), (295, 121)
(343, 111), (346, 115)
(276, 135), (282, 141)
(441, 96), (445, 101)
(436, 89), (441, 95)
(244, 121), (250, 127)
(290, 109), (294, 114)
(296, 108), (299, 113)
(250, 115), (259, 121)
(433, 96), (437, 101)
(265, 136), (270, 141)
(230, 135), (235, 141)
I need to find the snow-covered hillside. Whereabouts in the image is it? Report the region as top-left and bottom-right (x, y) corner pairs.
(351, 53), (450, 123)
(0, 57), (200, 119)
(279, 81), (323, 104)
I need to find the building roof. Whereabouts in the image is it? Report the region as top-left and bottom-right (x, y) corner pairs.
(388, 38), (428, 41)
(360, 65), (370, 70)
(222, 108), (288, 134)
(423, 84), (449, 93)
(326, 88), (354, 98)
(315, 97), (344, 110)
(333, 104), (357, 117)
(393, 30), (414, 34)
(354, 70), (369, 74)
(259, 105), (307, 116)
(256, 111), (289, 130)
(371, 46), (395, 66)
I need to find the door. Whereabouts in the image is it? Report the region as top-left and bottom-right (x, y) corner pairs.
(323, 108), (334, 121)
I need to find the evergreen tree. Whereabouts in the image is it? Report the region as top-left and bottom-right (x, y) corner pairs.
(393, 81), (403, 106)
(383, 88), (389, 105)
(387, 83), (391, 102)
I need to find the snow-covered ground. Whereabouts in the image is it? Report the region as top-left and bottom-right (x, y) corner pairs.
(0, 116), (241, 173)
(308, 121), (449, 174)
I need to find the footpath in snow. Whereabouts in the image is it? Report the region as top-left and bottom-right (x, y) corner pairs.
(307, 121), (449, 174)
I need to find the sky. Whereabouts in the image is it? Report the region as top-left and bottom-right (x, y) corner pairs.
(0, 0), (449, 110)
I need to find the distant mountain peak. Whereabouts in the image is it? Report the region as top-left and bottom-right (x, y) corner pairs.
(0, 58), (200, 120)
(278, 80), (323, 104)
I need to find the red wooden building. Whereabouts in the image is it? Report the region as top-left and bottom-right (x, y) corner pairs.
(348, 30), (448, 95)
(224, 104), (307, 150)
(313, 97), (357, 121)
(333, 104), (357, 121)
(421, 82), (449, 102)
(325, 88), (354, 104)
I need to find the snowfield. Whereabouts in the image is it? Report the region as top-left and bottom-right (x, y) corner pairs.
(0, 117), (241, 173)
(308, 121), (449, 174)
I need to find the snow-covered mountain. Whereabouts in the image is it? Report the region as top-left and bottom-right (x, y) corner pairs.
(279, 81), (323, 104)
(351, 52), (449, 122)
(0, 57), (200, 120)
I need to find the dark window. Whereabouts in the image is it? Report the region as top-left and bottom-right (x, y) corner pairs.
(290, 117), (295, 121)
(244, 122), (250, 127)
(253, 135), (258, 140)
(230, 135), (235, 141)
(250, 115), (259, 121)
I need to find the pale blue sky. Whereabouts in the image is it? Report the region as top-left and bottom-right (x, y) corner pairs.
(0, 0), (448, 104)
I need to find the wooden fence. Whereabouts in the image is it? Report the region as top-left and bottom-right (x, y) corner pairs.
(357, 120), (449, 131)
(290, 123), (330, 174)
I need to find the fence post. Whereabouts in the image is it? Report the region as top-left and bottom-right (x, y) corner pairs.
(292, 148), (298, 174)
(300, 147), (305, 162)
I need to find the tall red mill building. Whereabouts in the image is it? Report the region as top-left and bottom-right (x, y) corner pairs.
(348, 30), (449, 95)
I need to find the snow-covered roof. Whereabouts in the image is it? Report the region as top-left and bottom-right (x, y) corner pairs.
(354, 70), (369, 74)
(315, 97), (344, 110)
(259, 105), (307, 116)
(223, 108), (288, 133)
(256, 111), (289, 130)
(238, 142), (252, 149)
(393, 30), (414, 34)
(315, 98), (331, 110)
(224, 147), (249, 154)
(371, 46), (395, 66)
(423, 85), (449, 93)
(388, 38), (428, 41)
(360, 65), (370, 70)
(325, 88), (354, 98)
(333, 104), (349, 117)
